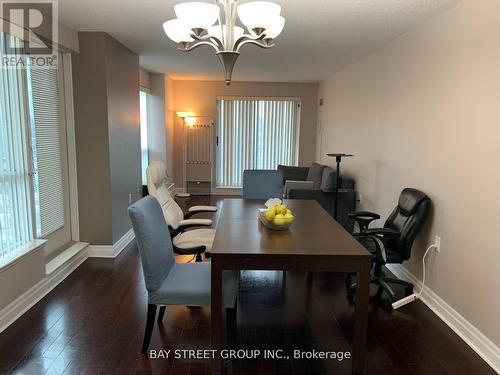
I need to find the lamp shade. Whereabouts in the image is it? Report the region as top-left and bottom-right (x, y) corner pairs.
(163, 19), (194, 43)
(174, 2), (220, 30)
(237, 1), (281, 31)
(208, 25), (244, 42)
(264, 16), (285, 39)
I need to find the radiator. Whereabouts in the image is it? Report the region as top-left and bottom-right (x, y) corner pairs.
(185, 122), (213, 193)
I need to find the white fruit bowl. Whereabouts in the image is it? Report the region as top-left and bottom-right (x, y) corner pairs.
(258, 210), (294, 231)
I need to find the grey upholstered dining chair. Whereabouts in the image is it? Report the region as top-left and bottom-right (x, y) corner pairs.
(128, 196), (237, 354)
(242, 169), (284, 199)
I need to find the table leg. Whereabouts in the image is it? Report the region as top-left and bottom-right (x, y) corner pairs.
(211, 261), (223, 375)
(353, 261), (370, 374)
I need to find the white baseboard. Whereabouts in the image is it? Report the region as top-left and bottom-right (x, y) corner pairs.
(211, 188), (242, 196)
(387, 264), (500, 373)
(0, 243), (89, 334)
(88, 228), (135, 258)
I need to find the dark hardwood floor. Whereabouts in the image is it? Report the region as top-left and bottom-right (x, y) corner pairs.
(0, 196), (494, 375)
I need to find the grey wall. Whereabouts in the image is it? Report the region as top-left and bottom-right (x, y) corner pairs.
(105, 35), (141, 243)
(72, 32), (113, 245)
(317, 0), (500, 348)
(72, 32), (141, 245)
(0, 246), (45, 312)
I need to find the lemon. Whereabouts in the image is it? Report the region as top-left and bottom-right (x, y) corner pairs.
(276, 204), (287, 215)
(286, 209), (293, 216)
(273, 213), (286, 226)
(283, 212), (294, 224)
(265, 208), (276, 221)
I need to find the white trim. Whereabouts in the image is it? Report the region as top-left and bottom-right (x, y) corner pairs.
(211, 188), (242, 196)
(63, 53), (80, 242)
(387, 264), (500, 373)
(0, 240), (46, 271)
(216, 95), (301, 101)
(0, 243), (88, 334)
(174, 187), (185, 194)
(88, 228), (135, 258)
(46, 242), (88, 275)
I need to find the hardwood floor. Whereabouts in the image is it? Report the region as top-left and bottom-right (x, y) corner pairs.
(0, 196), (494, 375)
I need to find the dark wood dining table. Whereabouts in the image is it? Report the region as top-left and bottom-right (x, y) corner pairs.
(210, 199), (372, 374)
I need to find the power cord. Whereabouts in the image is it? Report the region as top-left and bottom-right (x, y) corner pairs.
(392, 243), (439, 309)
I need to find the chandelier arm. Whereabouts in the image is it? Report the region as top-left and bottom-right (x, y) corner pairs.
(191, 33), (224, 50)
(178, 40), (220, 53)
(235, 39), (274, 52)
(232, 32), (267, 51)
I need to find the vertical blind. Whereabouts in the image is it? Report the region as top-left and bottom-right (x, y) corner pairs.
(0, 33), (34, 259)
(28, 66), (65, 237)
(216, 98), (300, 188)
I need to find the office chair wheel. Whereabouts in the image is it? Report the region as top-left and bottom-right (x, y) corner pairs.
(345, 273), (353, 288)
(346, 288), (355, 305)
(380, 298), (393, 311)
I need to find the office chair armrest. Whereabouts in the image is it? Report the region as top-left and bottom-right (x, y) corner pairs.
(363, 227), (400, 239)
(178, 219), (213, 228)
(185, 205), (217, 218)
(172, 244), (206, 256)
(353, 233), (387, 264)
(348, 211), (381, 231)
(168, 220), (213, 237)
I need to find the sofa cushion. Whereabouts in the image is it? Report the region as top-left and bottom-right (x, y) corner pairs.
(277, 165), (309, 183)
(306, 163), (325, 188)
(320, 167), (336, 190)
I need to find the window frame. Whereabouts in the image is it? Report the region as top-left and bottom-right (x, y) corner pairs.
(0, 49), (80, 268)
(214, 96), (302, 190)
(139, 88), (151, 186)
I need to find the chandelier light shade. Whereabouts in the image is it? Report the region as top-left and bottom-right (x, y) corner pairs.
(174, 2), (220, 30)
(163, 0), (285, 84)
(263, 16), (285, 39)
(163, 19), (194, 43)
(237, 1), (281, 31)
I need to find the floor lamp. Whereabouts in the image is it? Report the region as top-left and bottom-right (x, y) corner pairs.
(326, 153), (354, 220)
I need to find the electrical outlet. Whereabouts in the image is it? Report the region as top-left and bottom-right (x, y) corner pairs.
(128, 193), (132, 205)
(355, 191), (362, 203)
(434, 235), (441, 252)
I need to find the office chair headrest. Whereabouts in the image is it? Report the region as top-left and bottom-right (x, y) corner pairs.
(147, 161), (166, 187)
(398, 188), (430, 215)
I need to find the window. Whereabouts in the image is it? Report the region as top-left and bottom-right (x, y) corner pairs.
(139, 90), (149, 186)
(216, 98), (301, 188)
(0, 33), (34, 260)
(27, 64), (65, 238)
(1, 31), (74, 262)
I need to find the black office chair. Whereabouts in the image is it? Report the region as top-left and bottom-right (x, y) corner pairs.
(346, 188), (431, 304)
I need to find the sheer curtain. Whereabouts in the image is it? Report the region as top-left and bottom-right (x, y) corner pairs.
(0, 33), (34, 261)
(216, 98), (300, 188)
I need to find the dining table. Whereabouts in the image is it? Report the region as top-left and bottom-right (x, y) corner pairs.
(210, 198), (372, 374)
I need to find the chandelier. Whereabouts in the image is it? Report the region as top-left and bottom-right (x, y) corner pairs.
(163, 1), (285, 85)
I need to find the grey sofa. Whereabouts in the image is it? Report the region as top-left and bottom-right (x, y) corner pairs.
(278, 163), (356, 231)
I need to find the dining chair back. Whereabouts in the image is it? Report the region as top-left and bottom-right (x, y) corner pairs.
(242, 169), (284, 199)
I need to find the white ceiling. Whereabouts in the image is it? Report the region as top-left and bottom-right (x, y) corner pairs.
(59, 0), (460, 83)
